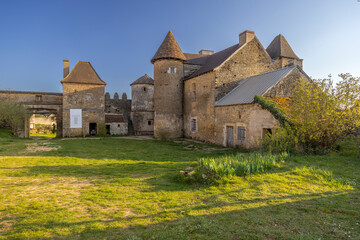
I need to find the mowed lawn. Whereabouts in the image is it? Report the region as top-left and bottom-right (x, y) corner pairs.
(0, 134), (359, 239)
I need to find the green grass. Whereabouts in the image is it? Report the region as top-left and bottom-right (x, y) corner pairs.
(199, 152), (288, 177)
(0, 135), (359, 239)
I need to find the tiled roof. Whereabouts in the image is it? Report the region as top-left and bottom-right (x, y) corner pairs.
(130, 74), (154, 86)
(215, 66), (297, 106)
(61, 61), (106, 85)
(105, 114), (125, 123)
(151, 31), (186, 63)
(266, 34), (299, 59)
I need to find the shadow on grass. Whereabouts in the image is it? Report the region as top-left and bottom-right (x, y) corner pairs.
(3, 190), (359, 239)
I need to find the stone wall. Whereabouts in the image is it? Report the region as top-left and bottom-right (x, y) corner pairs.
(105, 92), (131, 120)
(153, 59), (184, 138)
(183, 72), (216, 142)
(0, 90), (63, 137)
(214, 39), (274, 101)
(108, 122), (128, 135)
(214, 103), (279, 149)
(62, 83), (105, 137)
(131, 84), (154, 135)
(264, 69), (309, 97)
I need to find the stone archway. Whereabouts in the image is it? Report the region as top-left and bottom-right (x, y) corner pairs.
(25, 106), (63, 138)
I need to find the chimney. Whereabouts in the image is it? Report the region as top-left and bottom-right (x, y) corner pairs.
(63, 60), (69, 78)
(239, 30), (255, 46)
(199, 50), (214, 56)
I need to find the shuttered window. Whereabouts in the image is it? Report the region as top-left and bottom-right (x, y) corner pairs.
(238, 126), (245, 141)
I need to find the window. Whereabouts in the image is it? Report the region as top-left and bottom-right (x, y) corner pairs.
(168, 67), (176, 74)
(35, 95), (42, 102)
(148, 120), (153, 126)
(192, 83), (197, 102)
(238, 126), (245, 141)
(143, 87), (147, 92)
(190, 118), (198, 133)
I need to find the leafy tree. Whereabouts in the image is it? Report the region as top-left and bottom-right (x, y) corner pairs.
(0, 101), (30, 136)
(289, 74), (360, 152)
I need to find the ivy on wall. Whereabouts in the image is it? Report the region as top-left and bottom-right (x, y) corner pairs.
(254, 95), (292, 127)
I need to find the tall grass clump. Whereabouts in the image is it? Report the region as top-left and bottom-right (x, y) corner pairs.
(199, 152), (288, 178)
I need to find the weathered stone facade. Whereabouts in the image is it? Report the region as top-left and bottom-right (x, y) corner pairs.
(131, 80), (154, 135)
(153, 59), (184, 138)
(152, 30), (311, 148)
(1, 30), (310, 149)
(62, 83), (105, 137)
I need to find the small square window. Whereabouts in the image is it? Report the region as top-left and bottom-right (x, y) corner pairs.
(148, 120), (153, 126)
(143, 87), (147, 92)
(168, 67), (176, 74)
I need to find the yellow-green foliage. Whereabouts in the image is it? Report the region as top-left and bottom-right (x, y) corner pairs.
(290, 74), (360, 151)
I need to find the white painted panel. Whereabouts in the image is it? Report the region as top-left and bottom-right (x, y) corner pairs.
(70, 109), (82, 128)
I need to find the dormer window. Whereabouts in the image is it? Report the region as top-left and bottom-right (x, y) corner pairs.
(168, 67), (176, 74)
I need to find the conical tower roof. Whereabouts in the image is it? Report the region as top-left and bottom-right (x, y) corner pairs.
(266, 34), (299, 59)
(151, 31), (186, 63)
(130, 74), (154, 86)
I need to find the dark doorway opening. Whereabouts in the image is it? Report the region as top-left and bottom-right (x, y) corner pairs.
(89, 123), (97, 136)
(106, 125), (110, 135)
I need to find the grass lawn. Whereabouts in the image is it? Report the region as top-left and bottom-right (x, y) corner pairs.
(0, 134), (359, 239)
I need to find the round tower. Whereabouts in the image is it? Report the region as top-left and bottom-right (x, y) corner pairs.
(151, 31), (186, 139)
(130, 74), (154, 135)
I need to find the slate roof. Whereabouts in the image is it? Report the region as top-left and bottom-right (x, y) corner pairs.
(266, 34), (299, 59)
(151, 31), (186, 63)
(105, 114), (126, 123)
(61, 61), (106, 85)
(215, 66), (297, 106)
(185, 44), (241, 79)
(130, 74), (154, 86)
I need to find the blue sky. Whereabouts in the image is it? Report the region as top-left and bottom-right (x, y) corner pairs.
(0, 0), (359, 96)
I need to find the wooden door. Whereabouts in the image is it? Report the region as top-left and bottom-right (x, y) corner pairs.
(226, 126), (234, 147)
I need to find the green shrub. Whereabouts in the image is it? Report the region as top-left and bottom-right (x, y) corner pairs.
(178, 152), (288, 184)
(200, 152), (288, 178)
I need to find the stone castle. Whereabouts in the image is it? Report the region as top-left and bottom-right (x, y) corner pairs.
(0, 30), (310, 148)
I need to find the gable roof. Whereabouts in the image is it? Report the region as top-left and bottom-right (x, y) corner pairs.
(266, 34), (299, 59)
(130, 74), (154, 86)
(151, 31), (186, 63)
(215, 66), (298, 106)
(185, 44), (241, 79)
(61, 61), (106, 85)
